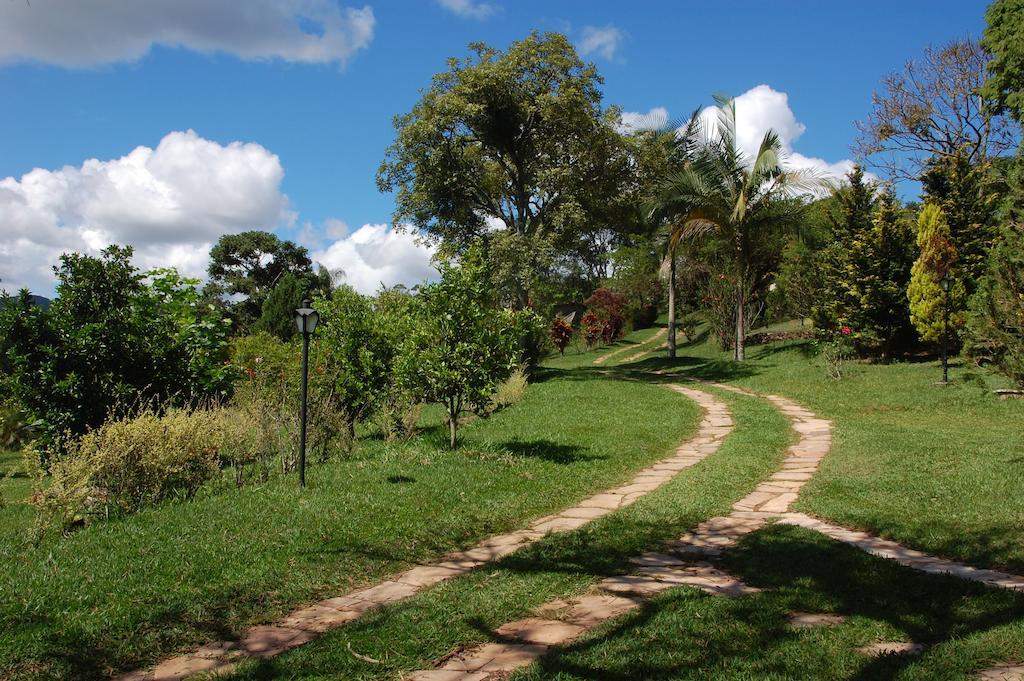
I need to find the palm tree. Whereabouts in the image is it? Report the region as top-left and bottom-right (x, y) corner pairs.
(649, 95), (821, 361)
(640, 112), (703, 359)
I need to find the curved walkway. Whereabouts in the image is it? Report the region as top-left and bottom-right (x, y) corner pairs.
(404, 382), (813, 680)
(116, 385), (732, 681)
(592, 327), (667, 365)
(406, 381), (1024, 680)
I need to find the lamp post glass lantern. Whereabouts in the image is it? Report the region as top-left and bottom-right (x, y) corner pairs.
(294, 298), (319, 487)
(939, 276), (951, 384)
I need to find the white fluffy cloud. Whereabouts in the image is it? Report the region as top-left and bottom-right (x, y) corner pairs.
(312, 224), (438, 294)
(0, 130), (291, 294)
(578, 25), (624, 61)
(622, 85), (860, 184)
(617, 106), (668, 133)
(699, 85), (860, 183)
(0, 1), (375, 68)
(435, 0), (497, 19)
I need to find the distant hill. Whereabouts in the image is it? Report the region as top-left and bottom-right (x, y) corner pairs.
(29, 295), (51, 310)
(1, 293), (51, 310)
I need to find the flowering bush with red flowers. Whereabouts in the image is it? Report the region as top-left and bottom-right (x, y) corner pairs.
(584, 287), (626, 346)
(814, 325), (856, 379)
(581, 312), (604, 349)
(549, 317), (573, 355)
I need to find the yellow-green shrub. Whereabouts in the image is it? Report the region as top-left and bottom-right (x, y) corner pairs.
(32, 407), (251, 532)
(489, 367), (528, 413)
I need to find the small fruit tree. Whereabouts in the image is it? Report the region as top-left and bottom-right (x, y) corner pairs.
(398, 249), (533, 448)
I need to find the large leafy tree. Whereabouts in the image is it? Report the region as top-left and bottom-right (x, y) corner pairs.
(377, 32), (633, 308)
(206, 230), (329, 330)
(0, 247), (232, 456)
(648, 96), (816, 361)
(983, 0), (1024, 124)
(855, 38), (1017, 180)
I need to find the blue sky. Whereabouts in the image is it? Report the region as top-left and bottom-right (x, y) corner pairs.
(0, 0), (990, 295)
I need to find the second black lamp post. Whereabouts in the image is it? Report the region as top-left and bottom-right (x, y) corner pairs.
(939, 275), (951, 385)
(294, 298), (320, 487)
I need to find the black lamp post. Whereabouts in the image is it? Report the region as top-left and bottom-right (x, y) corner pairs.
(939, 275), (951, 385)
(294, 298), (320, 487)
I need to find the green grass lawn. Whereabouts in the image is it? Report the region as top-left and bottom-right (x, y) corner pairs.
(628, 328), (1024, 574)
(512, 524), (1024, 681)
(219, 384), (792, 680)
(0, 372), (701, 680)
(1, 320), (1020, 680)
(220, 326), (1022, 681)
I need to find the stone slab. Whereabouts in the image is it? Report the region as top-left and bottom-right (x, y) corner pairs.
(495, 618), (585, 645)
(857, 642), (925, 656)
(787, 612), (846, 629)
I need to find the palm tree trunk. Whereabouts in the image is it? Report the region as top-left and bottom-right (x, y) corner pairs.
(735, 281), (745, 362)
(667, 251), (676, 359)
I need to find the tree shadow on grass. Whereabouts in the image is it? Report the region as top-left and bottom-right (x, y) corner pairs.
(518, 524), (1024, 680)
(500, 439), (598, 465)
(209, 516), (1024, 680)
(10, 583), (258, 681)
(279, 516), (1006, 681)
(533, 354), (761, 387)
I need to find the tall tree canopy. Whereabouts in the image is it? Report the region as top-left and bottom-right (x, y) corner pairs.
(983, 0), (1024, 123)
(908, 204), (967, 343)
(205, 230), (328, 330)
(920, 152), (1002, 290)
(855, 38), (1018, 180)
(377, 32), (634, 306)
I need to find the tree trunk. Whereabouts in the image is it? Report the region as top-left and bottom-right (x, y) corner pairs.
(448, 397), (460, 449)
(735, 281), (746, 362)
(667, 252), (677, 359)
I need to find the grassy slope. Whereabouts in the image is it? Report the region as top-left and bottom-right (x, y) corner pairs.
(222, 382), (791, 680)
(0, 371), (700, 680)
(233, 324), (1023, 681)
(633, 327), (1024, 573)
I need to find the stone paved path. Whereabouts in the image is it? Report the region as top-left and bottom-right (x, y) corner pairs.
(592, 327), (667, 365)
(404, 382), (825, 680)
(978, 664), (1024, 680)
(406, 380), (1024, 680)
(778, 513), (1024, 592)
(115, 385), (731, 681)
(409, 555), (758, 680)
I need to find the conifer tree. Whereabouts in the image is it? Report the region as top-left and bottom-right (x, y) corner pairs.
(920, 153), (1001, 291)
(813, 170), (917, 358)
(253, 273), (306, 341)
(908, 204), (967, 343)
(967, 221), (1024, 386)
(859, 190), (918, 358)
(812, 166), (877, 331)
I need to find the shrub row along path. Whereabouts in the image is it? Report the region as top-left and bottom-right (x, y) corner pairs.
(592, 327), (667, 365)
(405, 381), (1024, 681)
(116, 385), (733, 681)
